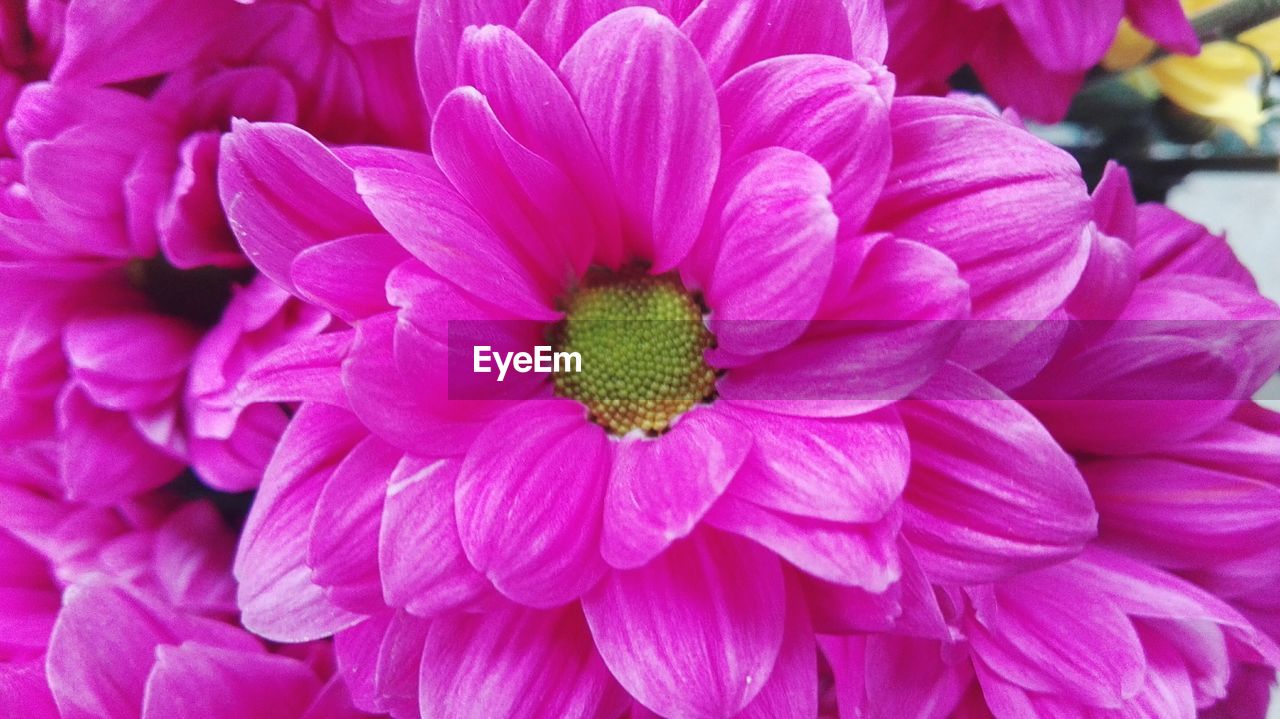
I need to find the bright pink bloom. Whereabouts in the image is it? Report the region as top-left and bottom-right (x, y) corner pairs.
(0, 0), (419, 497)
(0, 446), (367, 718)
(883, 0), (1199, 121)
(821, 547), (1280, 718)
(220, 2), (1108, 715)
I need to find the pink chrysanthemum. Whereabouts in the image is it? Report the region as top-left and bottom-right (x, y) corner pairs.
(882, 0), (1200, 121)
(0, 443), (368, 718)
(0, 0), (421, 496)
(212, 2), (1163, 716)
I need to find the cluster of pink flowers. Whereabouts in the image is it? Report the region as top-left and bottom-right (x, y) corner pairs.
(2, 0), (1278, 717)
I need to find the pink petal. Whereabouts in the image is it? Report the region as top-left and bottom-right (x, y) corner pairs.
(968, 22), (1087, 123)
(53, 0), (239, 86)
(1086, 456), (1280, 569)
(353, 164), (560, 321)
(719, 404), (908, 524)
(308, 435), (401, 614)
(1127, 0), (1199, 55)
(693, 148), (836, 357)
(235, 330), (354, 411)
(966, 577), (1145, 707)
(456, 400), (610, 606)
(863, 635), (973, 719)
(717, 54), (892, 234)
(707, 495), (902, 590)
(334, 612), (394, 714)
(58, 388), (184, 504)
(219, 121), (380, 293)
(602, 407), (751, 568)
(804, 539), (948, 638)
(234, 404), (368, 641)
(0, 656), (59, 719)
(419, 605), (624, 719)
(1133, 204), (1254, 286)
(158, 132), (247, 270)
(375, 611), (431, 717)
(847, 0), (889, 62)
(1064, 224), (1136, 321)
(414, 0), (524, 114)
(582, 529), (786, 718)
(47, 584), (260, 719)
(869, 96), (1091, 364)
(736, 575), (817, 719)
(329, 0), (420, 43)
(342, 312), (490, 456)
(1091, 161), (1138, 244)
(719, 237), (966, 416)
(431, 86), (594, 288)
(141, 644), (322, 719)
(380, 456), (494, 616)
(291, 233), (409, 322)
(515, 0), (674, 66)
(681, 0), (854, 85)
(899, 365), (1097, 583)
(998, 0), (1124, 73)
(457, 23), (623, 265)
(560, 7), (719, 271)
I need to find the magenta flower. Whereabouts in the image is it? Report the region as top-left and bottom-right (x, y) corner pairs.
(0, 446), (367, 718)
(883, 0), (1199, 121)
(219, 2), (1115, 715)
(0, 0), (421, 498)
(822, 547), (1280, 717)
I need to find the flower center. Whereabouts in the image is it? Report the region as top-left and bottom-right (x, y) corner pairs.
(126, 256), (253, 329)
(550, 266), (717, 436)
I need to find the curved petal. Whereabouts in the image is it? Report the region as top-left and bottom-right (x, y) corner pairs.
(719, 405), (908, 523)
(53, 0), (239, 86)
(868, 96), (1092, 365)
(899, 365), (1097, 584)
(457, 23), (622, 265)
(233, 404), (368, 641)
(692, 148), (836, 357)
(515, 0), (673, 66)
(1133, 204), (1254, 286)
(379, 456), (495, 617)
(431, 86), (594, 288)
(718, 54), (892, 234)
(681, 0), (854, 85)
(420, 605), (623, 719)
(354, 164), (560, 321)
(141, 644), (321, 719)
(560, 7), (719, 271)
(719, 237), (967, 416)
(58, 388), (184, 504)
(737, 574), (818, 719)
(414, 0), (524, 114)
(602, 407), (751, 568)
(456, 400), (610, 606)
(707, 496), (902, 590)
(583, 528), (786, 718)
(999, 0), (1125, 72)
(308, 435), (401, 614)
(219, 121), (380, 293)
(291, 233), (409, 322)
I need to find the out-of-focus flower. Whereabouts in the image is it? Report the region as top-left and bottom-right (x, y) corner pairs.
(1105, 0), (1280, 143)
(0, 0), (423, 497)
(216, 2), (1127, 715)
(884, 0), (1199, 121)
(0, 447), (367, 718)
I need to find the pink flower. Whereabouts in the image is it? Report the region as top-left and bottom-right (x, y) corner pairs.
(220, 2), (1110, 715)
(0, 448), (367, 718)
(821, 547), (1280, 717)
(883, 0), (1199, 121)
(0, 0), (418, 498)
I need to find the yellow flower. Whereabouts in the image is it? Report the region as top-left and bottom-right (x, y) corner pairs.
(1104, 0), (1280, 144)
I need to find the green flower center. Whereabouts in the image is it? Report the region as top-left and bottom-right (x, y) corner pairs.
(550, 266), (717, 436)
